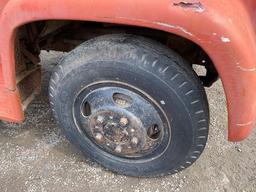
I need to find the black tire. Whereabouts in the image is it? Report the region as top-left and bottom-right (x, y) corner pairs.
(49, 34), (209, 177)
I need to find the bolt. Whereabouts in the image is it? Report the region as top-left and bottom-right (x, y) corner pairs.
(131, 137), (139, 145)
(96, 115), (104, 124)
(122, 129), (129, 136)
(131, 128), (135, 133)
(120, 117), (129, 126)
(95, 133), (103, 142)
(115, 145), (122, 153)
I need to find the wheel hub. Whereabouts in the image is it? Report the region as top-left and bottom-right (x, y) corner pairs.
(89, 110), (147, 156)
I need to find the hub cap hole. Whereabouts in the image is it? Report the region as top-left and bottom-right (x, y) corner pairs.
(147, 124), (161, 140)
(113, 93), (133, 108)
(83, 102), (92, 116)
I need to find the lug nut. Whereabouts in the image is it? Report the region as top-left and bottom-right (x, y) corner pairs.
(122, 129), (129, 136)
(96, 115), (104, 124)
(131, 137), (139, 145)
(115, 145), (122, 153)
(120, 117), (129, 126)
(95, 133), (103, 142)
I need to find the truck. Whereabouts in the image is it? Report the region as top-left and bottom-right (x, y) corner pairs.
(0, 0), (255, 177)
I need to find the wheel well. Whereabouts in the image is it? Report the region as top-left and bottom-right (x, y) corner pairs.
(14, 20), (218, 108)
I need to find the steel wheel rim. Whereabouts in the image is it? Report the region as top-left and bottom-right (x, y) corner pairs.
(73, 81), (171, 161)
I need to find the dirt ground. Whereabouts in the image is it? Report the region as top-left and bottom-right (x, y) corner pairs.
(0, 51), (255, 192)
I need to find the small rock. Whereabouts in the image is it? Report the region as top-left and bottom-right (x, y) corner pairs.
(235, 146), (242, 152)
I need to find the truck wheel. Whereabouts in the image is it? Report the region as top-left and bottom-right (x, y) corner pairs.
(49, 34), (209, 177)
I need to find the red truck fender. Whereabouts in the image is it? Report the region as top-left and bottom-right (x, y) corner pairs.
(0, 0), (255, 141)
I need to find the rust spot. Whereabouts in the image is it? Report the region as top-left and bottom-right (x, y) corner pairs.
(173, 1), (204, 13)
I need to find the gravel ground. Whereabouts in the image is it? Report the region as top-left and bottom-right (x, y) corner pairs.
(0, 51), (255, 192)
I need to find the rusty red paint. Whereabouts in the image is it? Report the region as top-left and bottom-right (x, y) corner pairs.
(0, 0), (255, 141)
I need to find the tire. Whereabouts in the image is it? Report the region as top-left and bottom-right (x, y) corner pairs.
(49, 34), (209, 177)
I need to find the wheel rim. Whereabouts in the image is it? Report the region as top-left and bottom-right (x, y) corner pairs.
(73, 81), (171, 160)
